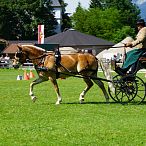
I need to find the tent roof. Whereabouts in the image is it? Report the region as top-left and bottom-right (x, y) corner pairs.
(108, 37), (134, 54)
(44, 29), (114, 47)
(96, 37), (134, 59)
(59, 47), (78, 54)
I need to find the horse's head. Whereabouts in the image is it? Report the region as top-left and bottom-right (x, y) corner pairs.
(13, 45), (28, 69)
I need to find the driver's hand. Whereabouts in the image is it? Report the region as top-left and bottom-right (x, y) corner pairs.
(125, 42), (133, 48)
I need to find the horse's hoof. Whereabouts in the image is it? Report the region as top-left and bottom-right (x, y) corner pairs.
(56, 102), (60, 105)
(55, 99), (62, 105)
(56, 101), (61, 105)
(79, 98), (84, 104)
(31, 96), (37, 102)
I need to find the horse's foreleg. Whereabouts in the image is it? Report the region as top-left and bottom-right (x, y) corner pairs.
(79, 78), (93, 103)
(29, 77), (47, 102)
(49, 77), (62, 105)
(92, 78), (109, 103)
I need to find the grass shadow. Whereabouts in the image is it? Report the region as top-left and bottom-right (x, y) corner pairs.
(63, 101), (118, 105)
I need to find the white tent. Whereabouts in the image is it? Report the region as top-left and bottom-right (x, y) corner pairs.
(59, 47), (78, 54)
(108, 37), (134, 54)
(96, 37), (134, 60)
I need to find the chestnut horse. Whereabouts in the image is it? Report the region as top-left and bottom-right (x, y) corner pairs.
(13, 45), (109, 104)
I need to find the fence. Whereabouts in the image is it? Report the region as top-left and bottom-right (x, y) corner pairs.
(0, 59), (34, 69)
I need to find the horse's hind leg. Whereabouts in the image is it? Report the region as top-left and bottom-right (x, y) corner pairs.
(29, 77), (47, 102)
(79, 78), (93, 103)
(49, 77), (62, 105)
(92, 76), (109, 103)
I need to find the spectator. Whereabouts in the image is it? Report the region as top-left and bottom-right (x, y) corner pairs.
(113, 55), (117, 60)
(4, 54), (10, 63)
(0, 55), (4, 62)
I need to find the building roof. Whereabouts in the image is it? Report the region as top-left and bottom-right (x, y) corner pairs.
(44, 29), (114, 47)
(2, 44), (19, 54)
(2, 41), (35, 54)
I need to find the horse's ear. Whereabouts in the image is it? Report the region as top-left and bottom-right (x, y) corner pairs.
(17, 45), (22, 51)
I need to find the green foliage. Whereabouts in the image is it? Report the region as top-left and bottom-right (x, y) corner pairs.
(0, 0), (72, 40)
(71, 5), (88, 32)
(90, 0), (102, 8)
(72, 7), (132, 42)
(72, 0), (141, 43)
(112, 26), (135, 42)
(90, 0), (141, 28)
(59, 0), (72, 31)
(0, 0), (58, 40)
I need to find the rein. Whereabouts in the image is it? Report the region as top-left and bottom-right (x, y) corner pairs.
(27, 52), (54, 67)
(28, 52), (53, 61)
(48, 68), (113, 83)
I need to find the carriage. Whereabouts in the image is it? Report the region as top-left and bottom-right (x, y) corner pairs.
(108, 51), (146, 104)
(13, 43), (146, 104)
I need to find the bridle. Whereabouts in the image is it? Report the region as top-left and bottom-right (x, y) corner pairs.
(15, 49), (50, 67)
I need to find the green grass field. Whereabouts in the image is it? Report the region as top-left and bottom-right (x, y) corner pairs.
(1, 69), (146, 146)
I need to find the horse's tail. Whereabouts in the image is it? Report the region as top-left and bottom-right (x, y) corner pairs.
(98, 59), (115, 93)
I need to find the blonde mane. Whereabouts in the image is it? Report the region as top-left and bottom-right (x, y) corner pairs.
(22, 45), (46, 52)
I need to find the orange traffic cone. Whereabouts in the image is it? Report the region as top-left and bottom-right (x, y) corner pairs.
(29, 70), (35, 78)
(24, 70), (30, 80)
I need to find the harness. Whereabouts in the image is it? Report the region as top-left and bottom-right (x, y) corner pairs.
(54, 48), (61, 78)
(16, 49), (98, 79)
(31, 49), (62, 79)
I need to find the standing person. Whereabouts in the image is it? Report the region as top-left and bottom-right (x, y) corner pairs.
(116, 19), (146, 75)
(4, 53), (10, 64)
(0, 54), (4, 62)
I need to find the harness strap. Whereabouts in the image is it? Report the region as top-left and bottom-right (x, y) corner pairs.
(54, 49), (61, 79)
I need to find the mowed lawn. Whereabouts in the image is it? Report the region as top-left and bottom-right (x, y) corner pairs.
(0, 69), (146, 146)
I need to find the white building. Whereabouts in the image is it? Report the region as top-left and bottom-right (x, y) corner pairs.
(51, 0), (62, 33)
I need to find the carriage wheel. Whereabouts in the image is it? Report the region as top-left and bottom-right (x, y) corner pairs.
(129, 76), (146, 104)
(114, 76), (138, 104)
(109, 75), (146, 104)
(108, 75), (121, 102)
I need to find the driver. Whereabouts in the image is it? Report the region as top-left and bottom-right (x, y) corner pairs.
(116, 19), (146, 75)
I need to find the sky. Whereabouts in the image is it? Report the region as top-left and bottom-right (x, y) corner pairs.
(64, 0), (90, 14)
(64, 0), (146, 19)
(135, 0), (146, 5)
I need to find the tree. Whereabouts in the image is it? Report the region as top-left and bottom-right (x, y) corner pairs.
(58, 0), (72, 31)
(71, 3), (88, 32)
(72, 6), (136, 42)
(0, 4), (19, 40)
(0, 0), (58, 40)
(89, 0), (141, 28)
(90, 0), (102, 8)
